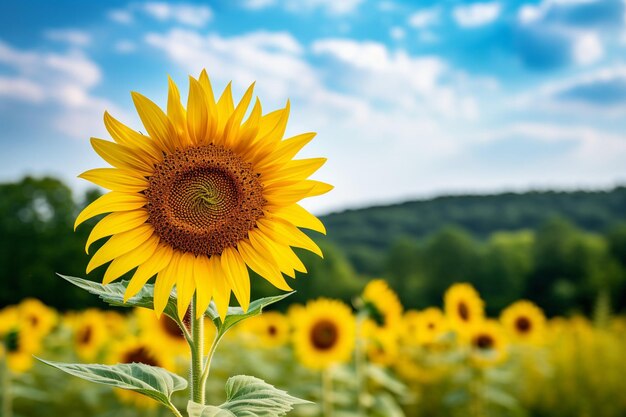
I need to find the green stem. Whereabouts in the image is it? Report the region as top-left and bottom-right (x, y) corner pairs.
(167, 401), (185, 417)
(190, 295), (205, 405)
(199, 331), (221, 396)
(1, 359), (12, 417)
(322, 368), (334, 417)
(355, 316), (367, 416)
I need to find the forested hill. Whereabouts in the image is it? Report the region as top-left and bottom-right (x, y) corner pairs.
(320, 187), (626, 272)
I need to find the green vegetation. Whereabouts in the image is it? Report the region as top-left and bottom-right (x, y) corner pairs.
(2, 176), (626, 316)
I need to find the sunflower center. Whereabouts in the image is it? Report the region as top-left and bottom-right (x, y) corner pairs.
(146, 145), (265, 256)
(268, 325), (278, 336)
(5, 329), (19, 353)
(122, 346), (160, 367)
(77, 325), (93, 345)
(458, 302), (470, 321)
(28, 314), (40, 328)
(515, 316), (532, 333)
(474, 334), (494, 350)
(310, 320), (339, 351)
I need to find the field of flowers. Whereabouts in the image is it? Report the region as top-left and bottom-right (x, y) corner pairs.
(2, 280), (625, 417)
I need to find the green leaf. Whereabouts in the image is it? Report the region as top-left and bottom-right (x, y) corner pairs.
(207, 292), (295, 336)
(189, 375), (309, 417)
(57, 274), (179, 321)
(38, 358), (187, 408)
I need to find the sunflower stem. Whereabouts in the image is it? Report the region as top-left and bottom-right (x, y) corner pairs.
(355, 315), (367, 416)
(322, 367), (334, 417)
(190, 295), (205, 405)
(1, 359), (12, 417)
(199, 331), (221, 398)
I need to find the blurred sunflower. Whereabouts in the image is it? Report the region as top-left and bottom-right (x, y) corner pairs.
(71, 309), (108, 361)
(401, 310), (421, 346)
(17, 298), (57, 338)
(294, 299), (355, 370)
(0, 308), (40, 373)
(415, 307), (448, 345)
(365, 325), (399, 366)
(135, 307), (189, 357)
(500, 300), (546, 344)
(75, 70), (331, 319)
(246, 312), (290, 348)
(468, 320), (508, 366)
(361, 279), (403, 334)
(444, 283), (484, 333)
(107, 337), (174, 408)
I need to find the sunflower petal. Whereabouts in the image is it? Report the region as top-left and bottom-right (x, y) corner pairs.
(193, 256), (213, 319)
(215, 82), (234, 140)
(223, 82), (255, 148)
(198, 70), (218, 139)
(103, 234), (160, 285)
(207, 256), (231, 320)
(258, 218), (323, 258)
(87, 224), (154, 273)
(79, 168), (149, 193)
(176, 252), (196, 319)
(90, 138), (154, 175)
(268, 204), (326, 235)
(235, 98), (262, 154)
(154, 251), (181, 316)
(103, 111), (163, 162)
(248, 229), (296, 278)
(220, 247), (250, 312)
(131, 92), (177, 154)
(262, 158), (327, 183)
(124, 244), (173, 301)
(85, 209), (149, 254)
(75, 192), (146, 230)
(263, 181), (316, 206)
(187, 76), (209, 145)
(238, 240), (292, 291)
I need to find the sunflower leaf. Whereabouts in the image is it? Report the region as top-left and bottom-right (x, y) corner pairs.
(57, 273), (179, 321)
(188, 375), (309, 417)
(206, 292), (295, 336)
(37, 358), (187, 408)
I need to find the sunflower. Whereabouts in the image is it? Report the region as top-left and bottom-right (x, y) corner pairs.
(107, 336), (174, 408)
(364, 324), (399, 366)
(444, 283), (484, 334)
(467, 320), (508, 366)
(414, 307), (447, 346)
(0, 307), (40, 373)
(243, 312), (290, 348)
(75, 71), (332, 320)
(135, 307), (189, 357)
(71, 309), (109, 361)
(293, 299), (355, 370)
(500, 300), (546, 344)
(361, 279), (403, 335)
(17, 298), (57, 339)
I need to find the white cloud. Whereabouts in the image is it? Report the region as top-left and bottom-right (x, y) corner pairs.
(143, 2), (213, 27)
(572, 32), (604, 65)
(108, 9), (133, 24)
(408, 7), (440, 29)
(44, 29), (91, 47)
(0, 40), (119, 139)
(453, 2), (502, 28)
(390, 27), (405, 40)
(518, 0), (598, 25)
(239, 0), (363, 15)
(114, 40), (136, 54)
(240, 0), (276, 9)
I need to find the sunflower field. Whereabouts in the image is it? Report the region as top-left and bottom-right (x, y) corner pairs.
(2, 279), (626, 417)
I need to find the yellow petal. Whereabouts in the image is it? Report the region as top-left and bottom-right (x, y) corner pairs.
(257, 218), (323, 258)
(154, 251), (181, 316)
(131, 92), (177, 154)
(90, 138), (154, 175)
(103, 111), (163, 162)
(254, 132), (317, 172)
(248, 229), (295, 278)
(207, 255), (231, 320)
(198, 70), (218, 139)
(193, 256), (213, 319)
(79, 168), (149, 193)
(187, 76), (209, 145)
(103, 234), (160, 285)
(215, 82), (234, 139)
(262, 158), (327, 183)
(75, 192), (146, 230)
(167, 76), (188, 147)
(85, 209), (149, 254)
(124, 244), (173, 301)
(238, 240), (292, 291)
(220, 247), (250, 312)
(87, 224), (154, 273)
(235, 98), (262, 154)
(176, 252), (196, 319)
(268, 204), (326, 235)
(263, 181), (316, 206)
(223, 82), (255, 148)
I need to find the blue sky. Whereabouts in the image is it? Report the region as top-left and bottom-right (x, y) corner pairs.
(1, 0), (626, 214)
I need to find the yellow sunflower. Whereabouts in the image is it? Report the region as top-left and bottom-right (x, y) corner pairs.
(107, 336), (174, 409)
(364, 324), (399, 367)
(361, 279), (403, 334)
(0, 307), (40, 373)
(243, 312), (290, 348)
(413, 307), (447, 346)
(135, 307), (189, 357)
(500, 300), (546, 344)
(467, 320), (508, 366)
(444, 283), (484, 334)
(17, 298), (57, 339)
(71, 309), (109, 362)
(75, 70), (332, 320)
(293, 298), (355, 370)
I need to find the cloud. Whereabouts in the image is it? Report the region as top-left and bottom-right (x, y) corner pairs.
(114, 40), (136, 54)
(453, 2), (502, 28)
(142, 2), (213, 27)
(44, 29), (91, 46)
(408, 7), (440, 29)
(571, 31), (603, 65)
(390, 27), (405, 40)
(518, 0), (624, 28)
(0, 77), (45, 102)
(239, 0), (364, 15)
